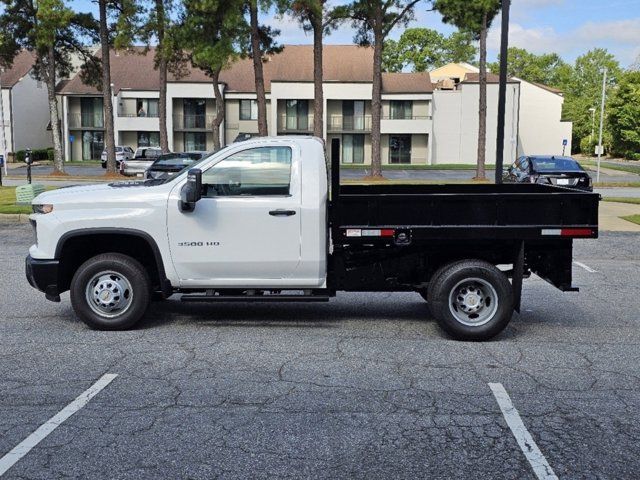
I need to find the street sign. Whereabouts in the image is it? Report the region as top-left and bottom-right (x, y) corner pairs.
(595, 145), (604, 155)
(562, 139), (568, 146)
(69, 134), (75, 143)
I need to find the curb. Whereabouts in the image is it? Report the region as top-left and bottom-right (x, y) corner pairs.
(0, 213), (30, 224)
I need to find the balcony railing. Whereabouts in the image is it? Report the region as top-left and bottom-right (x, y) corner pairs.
(382, 115), (432, 120)
(68, 113), (104, 129)
(118, 111), (160, 118)
(327, 114), (372, 132)
(277, 114), (314, 133)
(173, 114), (215, 130)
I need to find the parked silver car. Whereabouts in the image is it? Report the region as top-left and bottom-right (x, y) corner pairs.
(120, 147), (164, 176)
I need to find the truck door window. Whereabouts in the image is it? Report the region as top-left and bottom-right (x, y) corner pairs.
(201, 146), (292, 197)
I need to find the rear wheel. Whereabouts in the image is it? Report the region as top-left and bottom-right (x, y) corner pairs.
(70, 253), (151, 330)
(427, 260), (513, 341)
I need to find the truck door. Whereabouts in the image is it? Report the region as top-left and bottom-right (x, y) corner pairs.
(167, 145), (302, 286)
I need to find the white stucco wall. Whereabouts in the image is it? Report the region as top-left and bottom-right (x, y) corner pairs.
(516, 79), (572, 156)
(432, 82), (519, 165)
(0, 88), (12, 157)
(11, 74), (52, 151)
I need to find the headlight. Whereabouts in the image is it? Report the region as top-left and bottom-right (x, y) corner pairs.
(32, 204), (54, 214)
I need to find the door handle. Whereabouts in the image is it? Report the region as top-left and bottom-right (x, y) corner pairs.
(269, 209), (296, 217)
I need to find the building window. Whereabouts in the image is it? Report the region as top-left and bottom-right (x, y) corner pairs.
(81, 130), (104, 160)
(202, 147), (292, 197)
(342, 134), (364, 164)
(184, 132), (206, 151)
(183, 99), (206, 129)
(389, 100), (412, 120)
(137, 131), (160, 147)
(285, 100), (308, 131)
(389, 135), (412, 164)
(80, 97), (104, 128)
(240, 100), (258, 120)
(343, 100), (365, 130)
(136, 99), (159, 117)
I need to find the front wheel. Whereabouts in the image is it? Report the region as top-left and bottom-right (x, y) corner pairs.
(70, 253), (151, 330)
(427, 260), (514, 341)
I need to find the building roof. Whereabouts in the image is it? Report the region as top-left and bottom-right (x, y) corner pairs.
(58, 45), (433, 95)
(0, 50), (36, 88)
(460, 72), (519, 84)
(382, 72), (433, 93)
(531, 81), (564, 96)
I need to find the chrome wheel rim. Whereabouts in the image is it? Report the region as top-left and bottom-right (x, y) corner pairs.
(85, 271), (134, 319)
(448, 277), (498, 327)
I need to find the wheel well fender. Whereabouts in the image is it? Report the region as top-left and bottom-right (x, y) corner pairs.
(55, 228), (171, 295)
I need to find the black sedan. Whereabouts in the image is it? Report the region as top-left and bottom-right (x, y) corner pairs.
(503, 155), (593, 191)
(144, 151), (209, 181)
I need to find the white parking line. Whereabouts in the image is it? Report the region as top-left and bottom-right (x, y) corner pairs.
(489, 383), (558, 480)
(0, 373), (118, 477)
(573, 261), (597, 273)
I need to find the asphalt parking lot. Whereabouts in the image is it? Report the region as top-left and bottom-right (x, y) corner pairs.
(1, 224), (640, 479)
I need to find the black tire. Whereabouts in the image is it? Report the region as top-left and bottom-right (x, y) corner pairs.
(416, 259), (468, 309)
(427, 260), (513, 341)
(70, 253), (151, 330)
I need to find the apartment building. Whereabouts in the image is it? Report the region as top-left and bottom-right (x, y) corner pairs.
(55, 48), (571, 166)
(57, 45), (434, 165)
(0, 50), (52, 158)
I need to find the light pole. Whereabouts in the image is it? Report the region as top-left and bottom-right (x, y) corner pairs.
(596, 67), (607, 184)
(589, 107), (596, 143)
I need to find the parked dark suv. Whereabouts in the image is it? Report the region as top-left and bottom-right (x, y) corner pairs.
(504, 155), (593, 191)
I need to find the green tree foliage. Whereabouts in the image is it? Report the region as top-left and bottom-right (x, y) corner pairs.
(0, 0), (97, 173)
(488, 47), (573, 87)
(180, 0), (246, 150)
(561, 48), (621, 153)
(434, 0), (500, 180)
(383, 28), (476, 72)
(608, 71), (640, 159)
(333, 0), (423, 177)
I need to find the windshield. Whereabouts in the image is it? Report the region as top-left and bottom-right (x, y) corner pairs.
(153, 158), (197, 167)
(149, 148), (227, 185)
(531, 157), (583, 172)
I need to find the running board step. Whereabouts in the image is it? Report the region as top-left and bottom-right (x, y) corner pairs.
(181, 295), (330, 303)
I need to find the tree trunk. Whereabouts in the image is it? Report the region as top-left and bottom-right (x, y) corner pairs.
(211, 69), (224, 151)
(476, 12), (488, 180)
(99, 0), (116, 174)
(370, 8), (383, 178)
(249, 0), (268, 136)
(156, 0), (169, 153)
(45, 48), (64, 175)
(312, 12), (323, 139)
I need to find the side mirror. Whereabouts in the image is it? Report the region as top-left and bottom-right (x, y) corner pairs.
(179, 168), (202, 212)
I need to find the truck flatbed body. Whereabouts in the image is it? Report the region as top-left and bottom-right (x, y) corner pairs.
(336, 183), (598, 240)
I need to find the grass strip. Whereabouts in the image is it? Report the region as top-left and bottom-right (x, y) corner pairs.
(622, 215), (640, 226)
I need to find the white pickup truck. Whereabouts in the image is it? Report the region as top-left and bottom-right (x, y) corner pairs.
(26, 137), (599, 340)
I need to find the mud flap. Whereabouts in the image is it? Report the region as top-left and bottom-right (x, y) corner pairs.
(512, 241), (524, 313)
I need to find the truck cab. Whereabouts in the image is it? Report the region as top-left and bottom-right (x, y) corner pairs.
(26, 137), (599, 340)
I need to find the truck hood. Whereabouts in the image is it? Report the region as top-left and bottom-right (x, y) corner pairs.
(32, 181), (170, 207)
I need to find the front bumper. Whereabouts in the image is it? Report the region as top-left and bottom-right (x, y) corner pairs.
(25, 255), (61, 302)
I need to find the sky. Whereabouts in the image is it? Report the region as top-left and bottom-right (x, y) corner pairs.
(67, 0), (640, 67)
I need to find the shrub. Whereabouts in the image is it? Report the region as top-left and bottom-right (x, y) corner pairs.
(16, 148), (54, 163)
